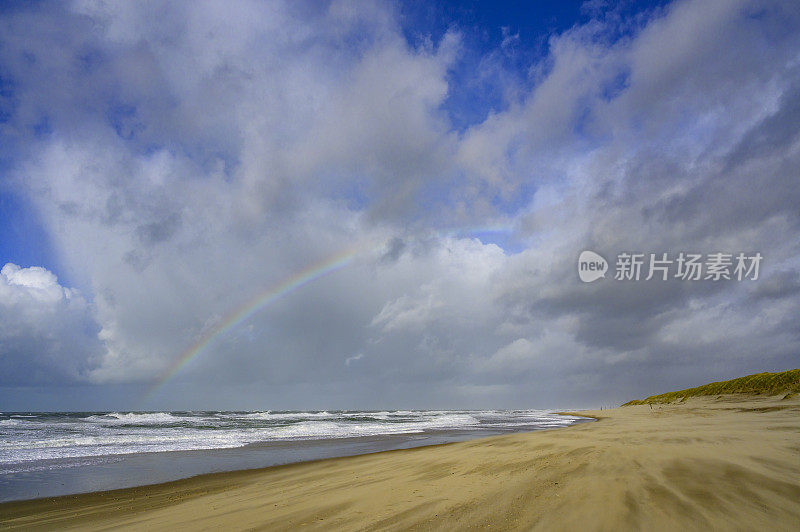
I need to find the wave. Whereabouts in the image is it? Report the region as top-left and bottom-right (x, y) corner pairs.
(234, 411), (337, 421)
(83, 412), (188, 425)
(0, 410), (585, 466)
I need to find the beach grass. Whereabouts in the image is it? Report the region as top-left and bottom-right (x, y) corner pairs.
(622, 368), (800, 405)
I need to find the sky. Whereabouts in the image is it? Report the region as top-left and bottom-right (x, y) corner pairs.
(0, 0), (798, 411)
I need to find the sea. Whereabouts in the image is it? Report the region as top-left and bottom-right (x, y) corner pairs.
(0, 409), (591, 502)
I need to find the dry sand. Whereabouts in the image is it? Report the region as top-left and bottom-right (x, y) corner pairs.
(2, 394), (799, 531)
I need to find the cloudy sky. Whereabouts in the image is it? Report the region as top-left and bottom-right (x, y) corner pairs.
(0, 0), (798, 411)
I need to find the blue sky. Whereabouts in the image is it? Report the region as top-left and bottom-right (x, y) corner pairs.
(402, 0), (588, 129)
(401, 0), (669, 130)
(0, 188), (60, 274)
(0, 0), (798, 411)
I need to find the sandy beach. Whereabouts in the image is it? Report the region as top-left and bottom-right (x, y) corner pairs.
(1, 394), (799, 530)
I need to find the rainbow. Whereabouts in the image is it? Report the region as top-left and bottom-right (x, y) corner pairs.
(142, 225), (513, 401)
(144, 245), (363, 400)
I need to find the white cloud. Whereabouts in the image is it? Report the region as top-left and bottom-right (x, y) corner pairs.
(1, 264), (69, 300)
(0, 0), (798, 407)
(482, 338), (536, 367)
(345, 353), (364, 366)
(0, 264), (102, 384)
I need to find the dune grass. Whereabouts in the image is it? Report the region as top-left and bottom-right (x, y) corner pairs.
(622, 369), (800, 406)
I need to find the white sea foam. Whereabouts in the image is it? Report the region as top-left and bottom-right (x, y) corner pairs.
(0, 410), (585, 466)
(236, 411), (337, 421)
(83, 412), (190, 424)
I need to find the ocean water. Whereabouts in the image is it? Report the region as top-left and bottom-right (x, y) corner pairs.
(0, 410), (590, 502)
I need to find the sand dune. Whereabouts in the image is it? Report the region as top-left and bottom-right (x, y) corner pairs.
(2, 394), (799, 530)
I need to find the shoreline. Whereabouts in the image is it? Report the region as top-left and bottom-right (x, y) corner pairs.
(0, 413), (596, 505)
(0, 422), (599, 529)
(2, 395), (799, 530)
(0, 412), (593, 503)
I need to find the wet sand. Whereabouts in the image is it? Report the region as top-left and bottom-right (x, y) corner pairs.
(2, 394), (799, 530)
